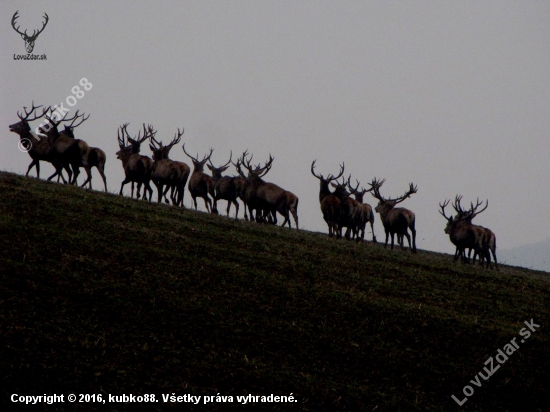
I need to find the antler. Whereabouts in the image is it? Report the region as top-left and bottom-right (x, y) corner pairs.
(17, 101), (46, 122)
(66, 111), (90, 129)
(256, 154), (274, 177)
(369, 177), (386, 201)
(310, 160), (323, 180)
(439, 199), (452, 220)
(210, 150), (232, 169)
(12, 11), (49, 40)
(182, 143), (198, 162)
(168, 127), (184, 148)
(328, 163), (345, 182)
(32, 13), (49, 39)
(394, 183), (418, 204)
(11, 11), (25, 37)
(469, 198), (488, 219)
(182, 144), (213, 163)
(454, 196), (488, 221)
(117, 123), (129, 147)
(346, 177), (360, 195)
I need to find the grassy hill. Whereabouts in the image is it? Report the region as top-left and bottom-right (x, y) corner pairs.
(1, 171), (549, 411)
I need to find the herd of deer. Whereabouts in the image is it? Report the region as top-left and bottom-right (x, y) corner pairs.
(9, 103), (498, 270)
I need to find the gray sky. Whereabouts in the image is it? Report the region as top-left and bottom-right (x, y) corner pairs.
(2, 1), (550, 257)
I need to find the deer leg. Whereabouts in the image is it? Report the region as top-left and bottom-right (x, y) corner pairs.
(370, 221), (377, 243)
(491, 248), (499, 271)
(170, 186), (177, 204)
(344, 227), (351, 240)
(120, 178), (131, 196)
(410, 225), (417, 253)
(147, 182), (154, 201)
(403, 232), (412, 251)
(232, 200), (239, 219)
(80, 167), (93, 189)
(212, 198), (219, 215)
(99, 167), (107, 192)
(202, 196), (212, 212)
(155, 183), (163, 203)
(71, 165), (80, 186)
(162, 185), (170, 203)
(226, 200), (232, 217)
(292, 209), (299, 230)
(26, 160), (38, 177)
(64, 165), (72, 185)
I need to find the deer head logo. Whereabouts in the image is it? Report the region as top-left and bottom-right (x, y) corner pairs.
(12, 11), (49, 54)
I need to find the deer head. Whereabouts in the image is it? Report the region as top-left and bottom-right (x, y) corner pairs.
(9, 102), (48, 135)
(370, 178), (417, 214)
(182, 143), (214, 172)
(12, 11), (49, 53)
(116, 123), (150, 160)
(59, 112), (90, 138)
(207, 151), (233, 179)
(149, 126), (184, 161)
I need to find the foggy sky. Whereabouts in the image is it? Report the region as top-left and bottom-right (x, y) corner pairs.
(2, 1), (550, 260)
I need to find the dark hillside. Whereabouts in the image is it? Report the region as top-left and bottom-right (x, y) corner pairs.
(1, 171), (549, 411)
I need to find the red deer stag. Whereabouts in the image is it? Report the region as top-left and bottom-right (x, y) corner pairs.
(56, 114), (107, 192)
(310, 160), (345, 238)
(208, 152), (241, 218)
(331, 176), (362, 240)
(369, 178), (417, 252)
(43, 109), (92, 186)
(116, 123), (154, 201)
(348, 180), (377, 243)
(149, 126), (189, 206)
(235, 153), (299, 228)
(9, 102), (71, 182)
(182, 144), (215, 212)
(451, 196), (497, 270)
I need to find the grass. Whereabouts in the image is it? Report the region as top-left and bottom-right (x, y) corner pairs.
(1, 171), (549, 411)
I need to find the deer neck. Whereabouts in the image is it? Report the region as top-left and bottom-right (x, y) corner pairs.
(318, 182), (333, 202)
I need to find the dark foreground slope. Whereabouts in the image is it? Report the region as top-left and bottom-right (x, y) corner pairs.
(1, 171), (549, 411)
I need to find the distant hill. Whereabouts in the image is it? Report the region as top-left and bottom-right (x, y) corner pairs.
(1, 171), (549, 411)
(499, 238), (550, 273)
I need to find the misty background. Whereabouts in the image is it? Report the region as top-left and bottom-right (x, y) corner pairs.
(2, 1), (549, 271)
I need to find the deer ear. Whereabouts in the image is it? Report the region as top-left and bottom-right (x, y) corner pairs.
(206, 164), (214, 171)
(220, 165), (230, 173)
(149, 144), (155, 152)
(330, 182), (337, 188)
